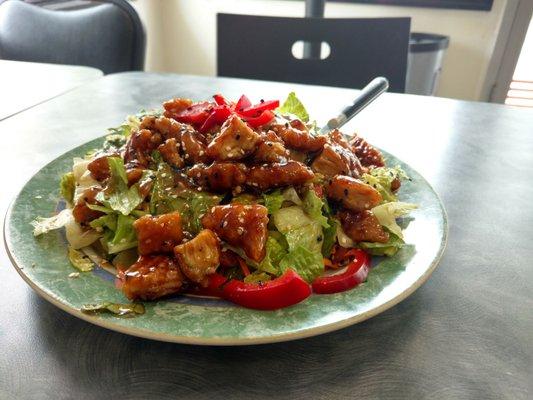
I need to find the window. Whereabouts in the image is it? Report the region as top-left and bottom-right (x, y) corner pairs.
(332, 0), (493, 11)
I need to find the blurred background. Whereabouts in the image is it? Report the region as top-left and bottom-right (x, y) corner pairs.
(1, 0), (532, 106)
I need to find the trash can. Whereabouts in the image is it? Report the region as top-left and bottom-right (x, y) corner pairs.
(406, 33), (450, 96)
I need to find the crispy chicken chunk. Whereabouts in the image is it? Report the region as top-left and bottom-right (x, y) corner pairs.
(272, 122), (326, 152)
(158, 138), (184, 169)
(119, 255), (184, 300)
(201, 204), (269, 262)
(206, 115), (260, 161)
(163, 98), (193, 118)
(339, 210), (389, 243)
(124, 128), (163, 167)
(311, 143), (363, 178)
(180, 130), (209, 165)
(252, 131), (288, 163)
(87, 154), (118, 181)
(174, 229), (220, 285)
(326, 175), (382, 212)
(140, 115), (186, 141)
(133, 212), (184, 255)
(246, 161), (314, 191)
(187, 162), (247, 192)
(72, 187), (104, 225)
(349, 134), (385, 167)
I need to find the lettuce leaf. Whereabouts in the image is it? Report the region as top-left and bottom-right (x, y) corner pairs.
(244, 271), (272, 284)
(362, 166), (409, 203)
(277, 92), (309, 122)
(272, 206), (313, 233)
(359, 232), (404, 256)
(302, 190), (329, 228)
(371, 202), (417, 239)
(59, 172), (75, 205)
(68, 247), (94, 272)
(321, 216), (339, 257)
(279, 245), (324, 283)
(263, 190), (285, 215)
(89, 214), (118, 232)
(102, 214), (138, 254)
(96, 157), (145, 216)
(81, 302), (145, 316)
(31, 208), (72, 236)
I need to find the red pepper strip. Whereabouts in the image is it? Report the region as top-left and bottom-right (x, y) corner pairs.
(234, 95), (252, 112)
(239, 100), (280, 117)
(242, 109), (275, 128)
(184, 273), (227, 298)
(213, 94), (228, 106)
(312, 250), (370, 294)
(170, 101), (213, 126)
(223, 269), (311, 310)
(198, 105), (232, 133)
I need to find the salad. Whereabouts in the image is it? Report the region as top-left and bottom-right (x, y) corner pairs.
(33, 92), (416, 311)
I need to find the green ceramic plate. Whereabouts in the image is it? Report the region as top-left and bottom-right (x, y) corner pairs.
(4, 137), (447, 345)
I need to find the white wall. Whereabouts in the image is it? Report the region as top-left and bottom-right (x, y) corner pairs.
(132, 0), (508, 101)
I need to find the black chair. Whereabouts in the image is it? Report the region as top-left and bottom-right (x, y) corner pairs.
(0, 0), (145, 74)
(217, 14), (410, 93)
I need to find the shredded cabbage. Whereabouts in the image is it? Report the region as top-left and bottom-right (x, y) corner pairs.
(372, 202), (417, 239)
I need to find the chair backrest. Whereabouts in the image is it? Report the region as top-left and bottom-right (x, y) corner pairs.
(0, 0), (145, 74)
(217, 14), (411, 93)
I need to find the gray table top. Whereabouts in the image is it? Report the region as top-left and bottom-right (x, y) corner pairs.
(0, 59), (103, 121)
(0, 72), (532, 400)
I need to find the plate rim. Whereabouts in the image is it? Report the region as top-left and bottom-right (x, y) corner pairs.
(3, 145), (448, 346)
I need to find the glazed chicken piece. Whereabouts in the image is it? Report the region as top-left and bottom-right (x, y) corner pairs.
(158, 138), (184, 169)
(133, 212), (184, 255)
(339, 210), (389, 243)
(187, 162), (247, 192)
(124, 128), (163, 167)
(140, 115), (186, 141)
(119, 255), (185, 300)
(326, 175), (382, 212)
(201, 204), (269, 262)
(87, 154), (117, 181)
(206, 115), (260, 161)
(180, 130), (209, 165)
(349, 134), (385, 167)
(162, 98), (193, 119)
(311, 143), (363, 178)
(271, 122), (326, 152)
(246, 161), (315, 191)
(252, 131), (288, 163)
(72, 187), (104, 225)
(174, 229), (220, 285)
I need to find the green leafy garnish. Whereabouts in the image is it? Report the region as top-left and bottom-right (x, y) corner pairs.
(371, 202), (417, 239)
(277, 92), (309, 122)
(32, 208), (72, 236)
(279, 245), (324, 283)
(302, 190), (329, 228)
(95, 157), (148, 216)
(263, 190), (285, 215)
(81, 302), (145, 317)
(68, 247), (94, 272)
(362, 166), (409, 203)
(321, 216), (339, 257)
(359, 232), (404, 256)
(59, 172), (75, 205)
(103, 214), (138, 254)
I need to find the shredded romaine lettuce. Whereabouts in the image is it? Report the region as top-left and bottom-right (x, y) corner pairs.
(68, 247), (94, 272)
(95, 157), (147, 216)
(32, 208), (72, 236)
(359, 232), (404, 256)
(362, 166), (409, 203)
(272, 206), (312, 232)
(321, 216), (339, 257)
(277, 92), (309, 122)
(372, 202), (417, 239)
(263, 190), (285, 215)
(89, 214), (118, 232)
(279, 245), (324, 283)
(59, 172), (75, 205)
(244, 271), (272, 284)
(103, 214), (138, 254)
(302, 190), (329, 228)
(81, 302), (145, 316)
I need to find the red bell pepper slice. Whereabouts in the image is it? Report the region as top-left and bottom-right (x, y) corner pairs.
(239, 100), (279, 117)
(198, 105), (232, 133)
(242, 109), (275, 128)
(170, 101), (213, 126)
(312, 249), (370, 294)
(223, 269), (311, 310)
(213, 94), (229, 106)
(235, 95), (252, 112)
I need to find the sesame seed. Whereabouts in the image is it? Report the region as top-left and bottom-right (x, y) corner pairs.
(237, 227), (244, 235)
(222, 221), (228, 228)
